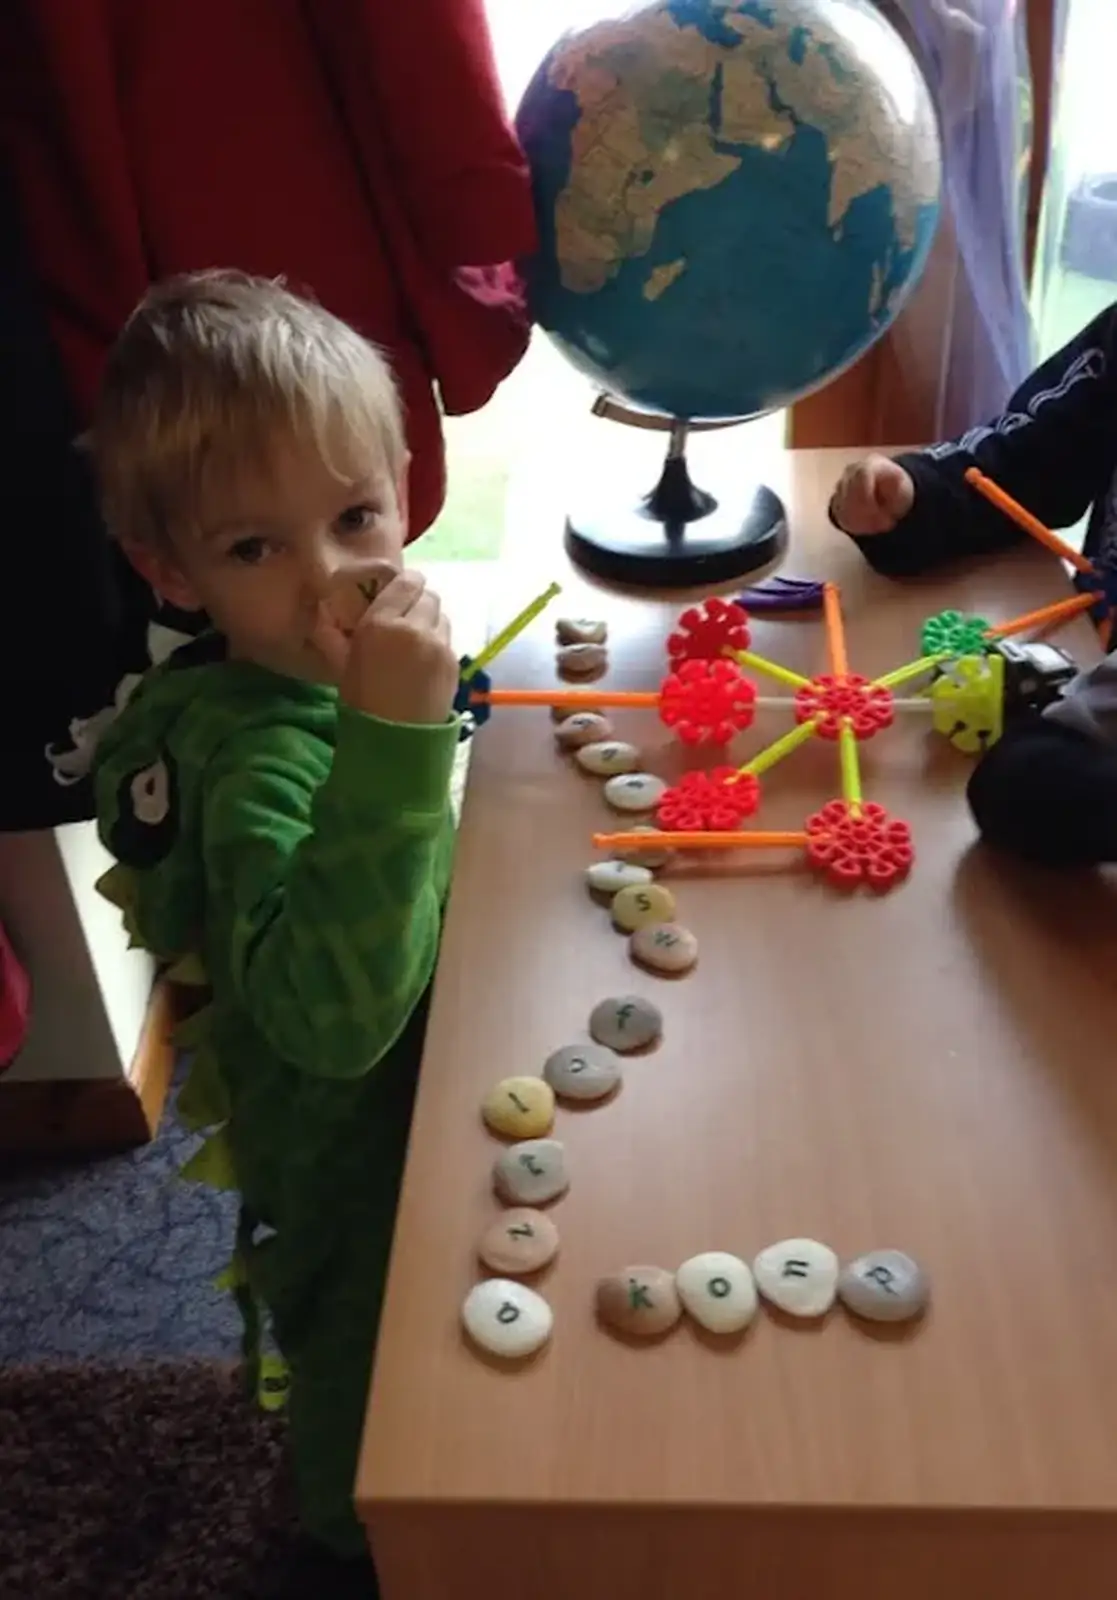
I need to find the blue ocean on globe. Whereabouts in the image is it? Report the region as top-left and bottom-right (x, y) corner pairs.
(516, 0), (943, 421)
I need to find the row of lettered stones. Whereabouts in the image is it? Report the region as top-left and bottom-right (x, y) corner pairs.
(463, 1242), (930, 1359)
(471, 997), (928, 1359)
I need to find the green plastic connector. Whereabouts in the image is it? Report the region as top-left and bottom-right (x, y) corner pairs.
(920, 609), (991, 658)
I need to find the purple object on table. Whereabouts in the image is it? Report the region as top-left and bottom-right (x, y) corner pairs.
(736, 577), (826, 613)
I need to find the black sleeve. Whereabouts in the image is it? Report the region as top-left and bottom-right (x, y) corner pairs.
(966, 717), (1117, 866)
(833, 303), (1117, 578)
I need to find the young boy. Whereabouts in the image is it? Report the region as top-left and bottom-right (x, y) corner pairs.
(829, 303), (1117, 868)
(90, 270), (461, 1590)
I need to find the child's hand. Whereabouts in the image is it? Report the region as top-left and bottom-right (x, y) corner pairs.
(831, 454), (914, 535)
(317, 570), (458, 726)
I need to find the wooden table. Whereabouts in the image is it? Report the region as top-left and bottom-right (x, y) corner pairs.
(359, 442), (1117, 1598)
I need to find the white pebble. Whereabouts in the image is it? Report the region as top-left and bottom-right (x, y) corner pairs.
(556, 617), (607, 645)
(676, 1252), (758, 1334)
(493, 1138), (569, 1206)
(603, 772), (667, 813)
(630, 922), (698, 975)
(614, 825), (673, 869)
(576, 741), (640, 777)
(462, 1279), (553, 1359)
(585, 859), (654, 897)
(753, 1238), (839, 1318)
(556, 712), (614, 749)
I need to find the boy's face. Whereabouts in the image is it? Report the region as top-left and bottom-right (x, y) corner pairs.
(131, 431), (408, 683)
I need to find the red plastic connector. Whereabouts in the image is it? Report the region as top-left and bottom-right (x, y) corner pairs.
(659, 659), (758, 746)
(656, 767), (761, 831)
(667, 597), (751, 664)
(794, 674), (894, 739)
(804, 800), (913, 890)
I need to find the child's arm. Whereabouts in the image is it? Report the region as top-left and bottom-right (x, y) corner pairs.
(967, 661), (1117, 865)
(831, 304), (1117, 578)
(203, 707), (458, 1079)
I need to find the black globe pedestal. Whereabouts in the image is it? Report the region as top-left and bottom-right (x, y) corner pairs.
(564, 420), (787, 589)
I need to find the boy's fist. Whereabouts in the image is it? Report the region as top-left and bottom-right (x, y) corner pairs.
(830, 454), (914, 536)
(317, 569), (458, 726)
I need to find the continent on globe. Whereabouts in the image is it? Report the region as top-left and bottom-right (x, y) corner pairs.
(516, 0), (942, 421)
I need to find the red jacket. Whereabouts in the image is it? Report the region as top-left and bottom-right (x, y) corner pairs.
(0, 0), (538, 535)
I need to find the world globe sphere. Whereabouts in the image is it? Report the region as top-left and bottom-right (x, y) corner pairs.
(515, 0), (943, 423)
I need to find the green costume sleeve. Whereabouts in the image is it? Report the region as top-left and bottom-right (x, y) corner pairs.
(202, 704), (457, 1080)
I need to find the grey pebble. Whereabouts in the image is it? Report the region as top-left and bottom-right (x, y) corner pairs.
(838, 1250), (930, 1324)
(543, 1043), (622, 1102)
(588, 994), (662, 1053)
(557, 642), (608, 679)
(493, 1138), (569, 1206)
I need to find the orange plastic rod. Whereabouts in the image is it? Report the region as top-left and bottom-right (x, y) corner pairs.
(984, 590), (1097, 639)
(472, 688), (657, 708)
(964, 467), (1098, 577)
(592, 829), (813, 851)
(822, 582), (850, 678)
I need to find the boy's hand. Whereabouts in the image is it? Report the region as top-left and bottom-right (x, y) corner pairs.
(831, 454), (914, 535)
(317, 570), (458, 726)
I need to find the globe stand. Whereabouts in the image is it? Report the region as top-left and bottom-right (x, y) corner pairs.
(564, 419), (787, 589)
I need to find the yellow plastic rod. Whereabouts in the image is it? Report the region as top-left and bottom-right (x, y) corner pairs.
(838, 720), (862, 815)
(873, 654), (947, 691)
(736, 716), (821, 778)
(729, 648), (812, 690)
(463, 580), (562, 680)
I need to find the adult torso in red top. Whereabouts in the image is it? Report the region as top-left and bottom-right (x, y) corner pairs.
(0, 0), (539, 535)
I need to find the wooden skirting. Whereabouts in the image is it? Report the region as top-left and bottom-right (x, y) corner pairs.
(0, 978), (180, 1157)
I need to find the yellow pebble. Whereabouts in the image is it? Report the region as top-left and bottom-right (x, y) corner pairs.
(610, 882), (677, 933)
(482, 1076), (555, 1139)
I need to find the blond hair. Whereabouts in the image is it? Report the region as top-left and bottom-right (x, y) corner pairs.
(89, 270), (406, 547)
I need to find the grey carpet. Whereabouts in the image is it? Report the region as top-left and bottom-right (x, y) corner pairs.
(0, 1065), (239, 1362)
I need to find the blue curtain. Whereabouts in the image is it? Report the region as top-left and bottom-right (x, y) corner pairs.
(888, 0), (1036, 434)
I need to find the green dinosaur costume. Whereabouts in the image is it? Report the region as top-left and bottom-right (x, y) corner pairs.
(94, 633), (457, 1556)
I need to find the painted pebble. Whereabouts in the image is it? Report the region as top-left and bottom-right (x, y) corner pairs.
(611, 882), (676, 932)
(543, 1042), (622, 1103)
(753, 1238), (840, 1318)
(481, 1076), (555, 1139)
(588, 994), (663, 1053)
(597, 1266), (681, 1338)
(462, 1278), (553, 1359)
(630, 922), (698, 975)
(585, 859), (654, 897)
(603, 772), (668, 813)
(676, 1252), (758, 1334)
(614, 824), (673, 869)
(557, 642), (607, 679)
(556, 712), (614, 750)
(552, 701), (602, 723)
(478, 1209), (560, 1275)
(838, 1250), (930, 1324)
(493, 1138), (569, 1206)
(576, 740), (641, 777)
(556, 617), (607, 645)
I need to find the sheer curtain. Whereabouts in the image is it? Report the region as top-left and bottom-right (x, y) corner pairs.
(882, 0), (1036, 435)
(1031, 0), (1117, 360)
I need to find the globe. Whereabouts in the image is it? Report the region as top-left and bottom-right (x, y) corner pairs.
(515, 0), (943, 423)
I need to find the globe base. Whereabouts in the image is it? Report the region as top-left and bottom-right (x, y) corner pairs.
(564, 452), (787, 589)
